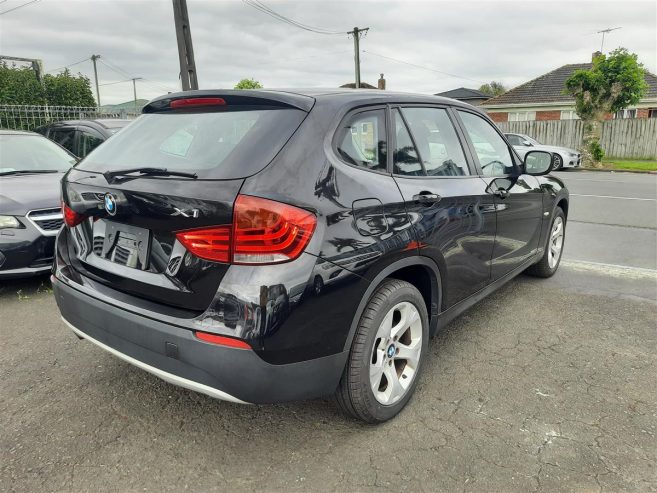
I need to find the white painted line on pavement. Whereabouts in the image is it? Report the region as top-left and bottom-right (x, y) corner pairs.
(570, 193), (657, 202)
(561, 259), (657, 281)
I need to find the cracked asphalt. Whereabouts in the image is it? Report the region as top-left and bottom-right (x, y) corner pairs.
(1, 171), (656, 492)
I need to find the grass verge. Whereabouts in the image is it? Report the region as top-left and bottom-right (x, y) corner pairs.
(601, 160), (657, 171)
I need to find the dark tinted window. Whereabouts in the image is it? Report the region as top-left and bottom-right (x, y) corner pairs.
(79, 129), (105, 157)
(458, 111), (514, 177)
(402, 107), (469, 176)
(0, 134), (76, 172)
(393, 109), (422, 176)
(335, 109), (387, 172)
(78, 107), (306, 179)
(50, 129), (76, 154)
(506, 134), (524, 146)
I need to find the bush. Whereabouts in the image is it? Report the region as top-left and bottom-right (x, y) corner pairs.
(589, 140), (605, 162)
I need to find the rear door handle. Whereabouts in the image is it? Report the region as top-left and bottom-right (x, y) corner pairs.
(412, 192), (441, 204)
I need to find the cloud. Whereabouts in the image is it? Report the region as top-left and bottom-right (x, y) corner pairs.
(1, 0), (655, 104)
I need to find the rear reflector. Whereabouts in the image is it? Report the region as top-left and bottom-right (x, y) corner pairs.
(170, 97), (226, 109)
(194, 331), (251, 349)
(62, 201), (87, 228)
(175, 195), (316, 265)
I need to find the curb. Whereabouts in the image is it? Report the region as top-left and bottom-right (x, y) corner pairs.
(564, 168), (657, 175)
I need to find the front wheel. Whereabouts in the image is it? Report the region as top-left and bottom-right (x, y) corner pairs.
(335, 279), (429, 423)
(552, 154), (563, 171)
(526, 207), (566, 278)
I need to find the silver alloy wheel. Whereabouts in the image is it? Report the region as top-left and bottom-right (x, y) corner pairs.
(553, 154), (562, 170)
(548, 216), (564, 269)
(369, 301), (423, 405)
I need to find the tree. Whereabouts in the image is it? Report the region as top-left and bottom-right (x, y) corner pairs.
(0, 63), (95, 106)
(478, 81), (506, 97)
(234, 78), (263, 90)
(565, 48), (647, 165)
(44, 70), (95, 107)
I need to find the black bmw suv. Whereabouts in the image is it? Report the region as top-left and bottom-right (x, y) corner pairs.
(53, 89), (568, 422)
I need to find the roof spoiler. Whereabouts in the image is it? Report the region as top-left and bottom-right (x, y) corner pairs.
(143, 90), (315, 113)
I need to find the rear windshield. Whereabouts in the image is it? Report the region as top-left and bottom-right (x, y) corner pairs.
(0, 134), (77, 173)
(77, 106), (306, 179)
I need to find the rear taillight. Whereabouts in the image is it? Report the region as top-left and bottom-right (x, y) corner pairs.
(175, 195), (316, 265)
(61, 201), (87, 228)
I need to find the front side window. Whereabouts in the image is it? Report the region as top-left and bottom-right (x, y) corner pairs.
(79, 129), (105, 157)
(50, 129), (76, 154)
(335, 109), (387, 172)
(458, 111), (514, 177)
(401, 107), (470, 176)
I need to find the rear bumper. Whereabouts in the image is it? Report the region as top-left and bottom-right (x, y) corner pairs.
(53, 276), (348, 404)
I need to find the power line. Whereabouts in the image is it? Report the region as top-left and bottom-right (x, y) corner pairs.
(46, 57), (90, 73)
(242, 0), (345, 35)
(0, 0), (40, 16)
(362, 50), (485, 84)
(99, 78), (132, 87)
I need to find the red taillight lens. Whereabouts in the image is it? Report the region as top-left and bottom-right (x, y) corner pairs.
(233, 195), (316, 265)
(174, 195), (316, 265)
(175, 225), (231, 263)
(170, 97), (226, 109)
(61, 201), (87, 228)
(194, 331), (251, 349)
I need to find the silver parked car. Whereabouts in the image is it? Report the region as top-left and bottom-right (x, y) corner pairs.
(505, 133), (581, 170)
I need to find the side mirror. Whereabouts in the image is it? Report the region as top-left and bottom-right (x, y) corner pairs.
(522, 140), (533, 147)
(524, 150), (552, 176)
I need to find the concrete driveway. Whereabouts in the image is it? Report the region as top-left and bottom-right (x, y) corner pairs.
(1, 171), (655, 492)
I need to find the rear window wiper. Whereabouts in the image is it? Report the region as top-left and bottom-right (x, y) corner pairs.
(103, 167), (198, 183)
(0, 169), (61, 176)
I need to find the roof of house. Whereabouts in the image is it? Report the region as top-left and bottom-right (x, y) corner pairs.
(482, 63), (657, 106)
(339, 82), (378, 89)
(435, 87), (490, 100)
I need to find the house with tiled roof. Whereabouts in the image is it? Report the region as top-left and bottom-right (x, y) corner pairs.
(435, 87), (490, 106)
(481, 53), (657, 122)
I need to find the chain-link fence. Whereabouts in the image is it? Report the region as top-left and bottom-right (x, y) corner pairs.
(0, 105), (141, 131)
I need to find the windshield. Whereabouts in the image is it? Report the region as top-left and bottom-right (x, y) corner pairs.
(0, 134), (77, 173)
(523, 135), (540, 145)
(78, 107), (306, 179)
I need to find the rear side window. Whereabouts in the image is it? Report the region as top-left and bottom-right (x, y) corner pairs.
(77, 106), (306, 179)
(50, 129), (76, 154)
(393, 109), (422, 176)
(79, 129), (105, 157)
(401, 107), (470, 177)
(335, 109), (387, 172)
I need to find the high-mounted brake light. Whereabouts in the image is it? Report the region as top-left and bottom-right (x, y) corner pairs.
(170, 97), (226, 109)
(61, 201), (87, 228)
(175, 195), (316, 265)
(194, 330), (251, 349)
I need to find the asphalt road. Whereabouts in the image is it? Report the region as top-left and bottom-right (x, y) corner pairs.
(1, 171), (656, 492)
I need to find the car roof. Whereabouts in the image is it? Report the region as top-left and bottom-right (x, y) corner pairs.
(145, 88), (481, 114)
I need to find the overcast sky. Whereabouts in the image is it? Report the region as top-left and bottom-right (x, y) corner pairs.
(1, 0), (655, 105)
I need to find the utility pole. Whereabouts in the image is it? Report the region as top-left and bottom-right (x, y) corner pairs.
(348, 27), (369, 88)
(131, 77), (143, 113)
(91, 54), (101, 108)
(172, 0), (198, 91)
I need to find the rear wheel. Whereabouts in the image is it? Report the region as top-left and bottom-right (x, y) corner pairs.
(335, 279), (429, 423)
(526, 207), (565, 278)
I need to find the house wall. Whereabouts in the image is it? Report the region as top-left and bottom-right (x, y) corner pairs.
(496, 118), (657, 159)
(488, 112), (508, 123)
(536, 110), (562, 121)
(484, 99), (657, 121)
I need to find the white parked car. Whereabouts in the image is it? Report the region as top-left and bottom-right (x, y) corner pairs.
(505, 133), (581, 170)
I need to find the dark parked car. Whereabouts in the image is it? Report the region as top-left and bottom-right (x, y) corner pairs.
(37, 119), (130, 158)
(53, 90), (568, 422)
(0, 130), (77, 279)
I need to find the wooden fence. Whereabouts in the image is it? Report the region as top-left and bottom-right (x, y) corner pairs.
(496, 118), (657, 159)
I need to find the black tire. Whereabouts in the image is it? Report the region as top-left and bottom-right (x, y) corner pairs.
(552, 153), (563, 171)
(526, 207), (566, 278)
(335, 279), (429, 423)
(313, 275), (324, 295)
